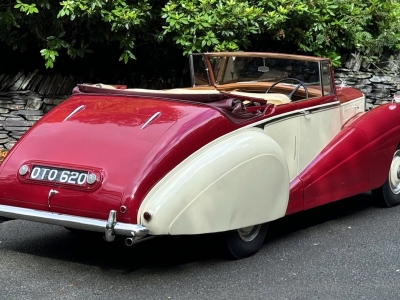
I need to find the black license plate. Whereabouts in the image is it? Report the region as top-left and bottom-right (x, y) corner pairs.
(30, 165), (88, 185)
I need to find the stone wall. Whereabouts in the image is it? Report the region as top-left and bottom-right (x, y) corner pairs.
(335, 52), (400, 109)
(0, 69), (75, 150)
(0, 90), (67, 150)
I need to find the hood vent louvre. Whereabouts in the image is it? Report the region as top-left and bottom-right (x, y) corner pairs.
(63, 105), (86, 122)
(141, 112), (161, 130)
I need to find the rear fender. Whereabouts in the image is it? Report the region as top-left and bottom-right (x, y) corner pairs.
(349, 104), (400, 189)
(301, 125), (370, 209)
(302, 103), (400, 210)
(138, 128), (290, 235)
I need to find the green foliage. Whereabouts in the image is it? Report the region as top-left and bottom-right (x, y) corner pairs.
(161, 0), (263, 53)
(1, 0), (153, 68)
(14, 0), (39, 14)
(1, 0), (400, 68)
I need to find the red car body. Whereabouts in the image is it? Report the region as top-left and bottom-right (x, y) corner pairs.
(0, 52), (399, 259)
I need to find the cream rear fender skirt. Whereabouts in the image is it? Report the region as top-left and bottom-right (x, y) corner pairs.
(138, 128), (290, 235)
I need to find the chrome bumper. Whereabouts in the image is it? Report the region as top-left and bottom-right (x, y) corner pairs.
(0, 204), (148, 242)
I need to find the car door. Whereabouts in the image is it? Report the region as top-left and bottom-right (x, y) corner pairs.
(297, 61), (341, 173)
(297, 61), (370, 209)
(297, 99), (341, 173)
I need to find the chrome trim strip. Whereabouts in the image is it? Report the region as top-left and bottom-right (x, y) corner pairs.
(141, 112), (161, 130)
(306, 102), (339, 113)
(0, 204), (148, 238)
(240, 101), (341, 130)
(257, 101), (340, 127)
(63, 105), (85, 122)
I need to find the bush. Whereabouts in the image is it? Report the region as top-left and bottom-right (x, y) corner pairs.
(2, 0), (400, 68)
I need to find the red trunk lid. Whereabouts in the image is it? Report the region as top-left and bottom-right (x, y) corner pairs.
(0, 94), (221, 222)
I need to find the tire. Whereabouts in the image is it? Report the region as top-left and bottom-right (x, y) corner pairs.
(372, 149), (400, 207)
(224, 223), (268, 259)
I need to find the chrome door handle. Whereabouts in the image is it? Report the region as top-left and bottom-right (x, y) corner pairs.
(300, 110), (311, 119)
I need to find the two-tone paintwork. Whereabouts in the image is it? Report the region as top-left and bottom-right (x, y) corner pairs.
(1, 55), (400, 238)
(0, 95), (236, 224)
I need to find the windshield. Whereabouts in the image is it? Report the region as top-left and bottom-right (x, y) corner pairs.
(210, 56), (320, 85)
(189, 53), (333, 99)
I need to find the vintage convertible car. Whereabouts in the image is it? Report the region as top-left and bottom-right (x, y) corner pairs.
(1, 52), (400, 259)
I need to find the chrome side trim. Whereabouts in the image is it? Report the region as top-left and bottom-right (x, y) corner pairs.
(0, 205), (148, 240)
(247, 101), (341, 128)
(63, 105), (86, 122)
(261, 102), (339, 127)
(141, 112), (161, 130)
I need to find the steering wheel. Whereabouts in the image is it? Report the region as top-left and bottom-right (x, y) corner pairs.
(266, 78), (309, 100)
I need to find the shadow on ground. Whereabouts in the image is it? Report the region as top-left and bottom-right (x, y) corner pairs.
(268, 192), (374, 241)
(0, 192), (377, 270)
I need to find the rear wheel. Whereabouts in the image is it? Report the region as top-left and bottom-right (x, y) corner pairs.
(224, 223), (268, 259)
(372, 149), (400, 207)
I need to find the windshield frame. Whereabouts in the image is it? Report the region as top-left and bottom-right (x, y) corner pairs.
(190, 52), (334, 97)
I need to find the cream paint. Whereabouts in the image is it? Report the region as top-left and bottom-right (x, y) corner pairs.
(264, 116), (299, 180)
(264, 102), (341, 179)
(340, 96), (365, 125)
(227, 91), (291, 104)
(138, 100), (350, 235)
(298, 105), (341, 173)
(264, 97), (365, 180)
(138, 128), (289, 235)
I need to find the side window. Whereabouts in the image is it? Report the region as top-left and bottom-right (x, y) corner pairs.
(321, 61), (333, 95)
(190, 55), (211, 86)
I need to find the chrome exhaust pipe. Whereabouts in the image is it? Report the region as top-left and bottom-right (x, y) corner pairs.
(125, 237), (134, 246)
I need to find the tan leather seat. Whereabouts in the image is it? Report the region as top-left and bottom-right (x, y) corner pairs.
(125, 88), (221, 95)
(226, 91), (290, 105)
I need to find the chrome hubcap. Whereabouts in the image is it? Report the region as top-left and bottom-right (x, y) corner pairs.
(389, 150), (400, 194)
(237, 225), (261, 242)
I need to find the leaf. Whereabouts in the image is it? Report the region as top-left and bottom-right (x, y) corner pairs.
(45, 60), (54, 68)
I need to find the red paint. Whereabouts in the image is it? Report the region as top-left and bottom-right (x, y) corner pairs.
(0, 94), (237, 223)
(300, 126), (371, 209)
(286, 177), (303, 215)
(1, 83), (400, 226)
(336, 86), (364, 103)
(286, 103), (400, 211)
(346, 104), (400, 189)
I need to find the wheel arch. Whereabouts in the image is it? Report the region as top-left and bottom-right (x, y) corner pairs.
(138, 127), (290, 235)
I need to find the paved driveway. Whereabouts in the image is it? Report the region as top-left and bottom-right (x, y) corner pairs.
(0, 192), (399, 299)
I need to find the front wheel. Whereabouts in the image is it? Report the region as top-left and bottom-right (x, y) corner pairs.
(372, 149), (400, 207)
(224, 223), (268, 259)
